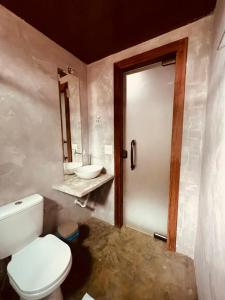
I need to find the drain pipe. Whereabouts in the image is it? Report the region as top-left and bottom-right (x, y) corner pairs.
(74, 194), (95, 210)
(74, 197), (88, 208)
(154, 232), (167, 242)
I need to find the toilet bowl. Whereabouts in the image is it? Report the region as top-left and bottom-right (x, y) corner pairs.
(0, 194), (72, 300)
(8, 235), (72, 300)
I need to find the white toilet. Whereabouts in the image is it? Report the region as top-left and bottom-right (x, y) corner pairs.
(0, 194), (72, 300)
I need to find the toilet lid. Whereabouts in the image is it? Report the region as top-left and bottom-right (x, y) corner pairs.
(7, 234), (71, 294)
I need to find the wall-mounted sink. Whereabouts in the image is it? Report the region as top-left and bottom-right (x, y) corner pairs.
(74, 165), (103, 179)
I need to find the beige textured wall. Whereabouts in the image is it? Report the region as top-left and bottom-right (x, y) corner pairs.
(87, 16), (213, 257)
(0, 5), (91, 231)
(195, 0), (225, 299)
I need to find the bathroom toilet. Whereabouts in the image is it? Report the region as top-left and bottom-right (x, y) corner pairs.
(0, 194), (72, 300)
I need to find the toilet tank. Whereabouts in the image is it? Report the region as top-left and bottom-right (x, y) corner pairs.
(0, 194), (43, 259)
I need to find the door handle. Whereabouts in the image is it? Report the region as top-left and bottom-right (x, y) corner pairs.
(131, 140), (136, 170)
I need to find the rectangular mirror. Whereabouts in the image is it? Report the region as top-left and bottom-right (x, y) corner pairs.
(58, 68), (83, 169)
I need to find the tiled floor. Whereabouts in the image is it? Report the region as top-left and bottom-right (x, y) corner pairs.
(0, 218), (197, 300)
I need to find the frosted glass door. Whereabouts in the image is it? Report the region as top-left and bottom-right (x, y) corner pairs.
(124, 62), (175, 236)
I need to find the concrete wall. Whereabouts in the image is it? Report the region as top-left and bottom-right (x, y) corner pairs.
(0, 4), (91, 232)
(195, 0), (225, 299)
(87, 16), (213, 257)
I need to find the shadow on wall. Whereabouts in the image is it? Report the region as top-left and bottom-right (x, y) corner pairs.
(42, 197), (61, 234)
(89, 180), (113, 206)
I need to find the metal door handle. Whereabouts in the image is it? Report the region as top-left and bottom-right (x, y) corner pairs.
(131, 140), (136, 170)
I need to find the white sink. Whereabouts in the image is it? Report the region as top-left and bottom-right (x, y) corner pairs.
(64, 162), (82, 175)
(74, 165), (103, 179)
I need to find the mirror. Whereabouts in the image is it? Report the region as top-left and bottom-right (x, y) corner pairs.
(58, 68), (83, 170)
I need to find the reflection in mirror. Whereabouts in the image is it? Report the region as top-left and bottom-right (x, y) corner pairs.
(58, 68), (83, 171)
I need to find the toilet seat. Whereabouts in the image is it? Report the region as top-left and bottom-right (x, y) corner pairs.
(7, 234), (72, 300)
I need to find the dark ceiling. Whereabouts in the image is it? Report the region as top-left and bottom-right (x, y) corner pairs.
(0, 0), (216, 64)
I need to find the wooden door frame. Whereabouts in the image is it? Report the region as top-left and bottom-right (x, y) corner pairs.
(114, 38), (188, 251)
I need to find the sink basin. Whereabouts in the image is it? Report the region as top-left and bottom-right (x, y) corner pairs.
(64, 162), (82, 175)
(74, 165), (103, 179)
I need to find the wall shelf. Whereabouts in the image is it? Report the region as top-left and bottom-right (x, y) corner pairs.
(53, 173), (114, 198)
